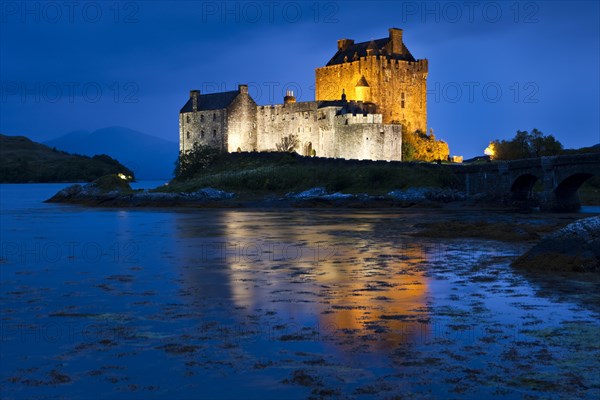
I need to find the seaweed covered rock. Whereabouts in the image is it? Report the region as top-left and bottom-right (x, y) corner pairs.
(513, 216), (600, 272)
(188, 188), (235, 200)
(388, 188), (466, 202)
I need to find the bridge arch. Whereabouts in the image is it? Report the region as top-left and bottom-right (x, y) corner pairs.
(510, 173), (539, 201)
(551, 172), (595, 211)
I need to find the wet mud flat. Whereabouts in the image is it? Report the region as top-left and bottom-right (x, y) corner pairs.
(1, 207), (599, 399)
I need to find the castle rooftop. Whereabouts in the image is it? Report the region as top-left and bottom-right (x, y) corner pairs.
(327, 28), (416, 66)
(180, 90), (239, 113)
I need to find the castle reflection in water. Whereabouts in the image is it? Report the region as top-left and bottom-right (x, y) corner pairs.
(173, 210), (437, 351)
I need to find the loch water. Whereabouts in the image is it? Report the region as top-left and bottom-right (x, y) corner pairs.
(1, 183), (599, 399)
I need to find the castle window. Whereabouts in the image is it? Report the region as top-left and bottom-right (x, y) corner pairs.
(401, 92), (405, 109)
(213, 129), (217, 137)
(201, 130), (205, 138)
(186, 115), (190, 123)
(213, 113), (216, 121)
(298, 127), (300, 133)
(200, 115), (204, 122)
(186, 131), (190, 139)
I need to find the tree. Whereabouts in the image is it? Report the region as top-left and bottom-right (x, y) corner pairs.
(174, 143), (221, 179)
(489, 129), (563, 160)
(401, 129), (449, 161)
(276, 134), (299, 153)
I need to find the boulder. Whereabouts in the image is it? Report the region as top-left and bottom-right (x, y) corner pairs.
(513, 216), (600, 272)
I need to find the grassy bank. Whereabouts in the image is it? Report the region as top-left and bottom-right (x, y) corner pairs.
(0, 134), (134, 183)
(159, 152), (461, 196)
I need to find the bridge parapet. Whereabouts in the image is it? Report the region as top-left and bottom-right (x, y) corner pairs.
(451, 153), (600, 211)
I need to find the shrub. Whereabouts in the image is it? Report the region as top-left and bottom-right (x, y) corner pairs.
(275, 134), (300, 153)
(174, 143), (221, 179)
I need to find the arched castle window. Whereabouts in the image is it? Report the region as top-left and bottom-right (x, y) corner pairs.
(200, 115), (204, 122)
(213, 129), (217, 137)
(186, 131), (190, 139)
(186, 115), (190, 123)
(201, 130), (205, 138)
(213, 113), (216, 121)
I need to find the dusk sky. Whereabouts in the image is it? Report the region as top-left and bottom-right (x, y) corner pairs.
(1, 0), (599, 158)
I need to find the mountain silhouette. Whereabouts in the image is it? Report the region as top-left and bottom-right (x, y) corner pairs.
(45, 126), (178, 179)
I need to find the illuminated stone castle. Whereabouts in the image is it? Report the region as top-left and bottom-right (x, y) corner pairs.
(179, 28), (428, 161)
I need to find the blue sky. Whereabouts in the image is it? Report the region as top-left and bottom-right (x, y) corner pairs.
(1, 0), (599, 157)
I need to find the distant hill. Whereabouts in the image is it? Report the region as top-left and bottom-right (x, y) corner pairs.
(45, 127), (178, 179)
(562, 143), (600, 155)
(0, 134), (134, 183)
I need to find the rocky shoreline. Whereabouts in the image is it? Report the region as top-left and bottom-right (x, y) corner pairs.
(45, 181), (471, 209)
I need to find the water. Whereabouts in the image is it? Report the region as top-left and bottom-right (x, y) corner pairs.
(1, 183), (599, 399)
(580, 205), (600, 214)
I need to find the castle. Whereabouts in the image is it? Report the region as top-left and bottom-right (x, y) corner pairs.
(179, 28), (428, 161)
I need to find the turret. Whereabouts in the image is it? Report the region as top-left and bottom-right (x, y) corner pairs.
(355, 76), (371, 102)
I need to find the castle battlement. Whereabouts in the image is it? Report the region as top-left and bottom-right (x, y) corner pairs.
(333, 113), (383, 125)
(179, 28), (428, 161)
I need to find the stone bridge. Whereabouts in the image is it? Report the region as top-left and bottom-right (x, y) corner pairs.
(452, 153), (600, 211)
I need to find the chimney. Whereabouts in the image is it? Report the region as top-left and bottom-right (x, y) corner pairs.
(284, 90), (296, 104)
(337, 38), (354, 51)
(388, 28), (403, 54)
(238, 84), (248, 94)
(190, 90), (200, 112)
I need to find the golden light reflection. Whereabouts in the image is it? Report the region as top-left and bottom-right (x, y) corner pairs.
(214, 211), (431, 348)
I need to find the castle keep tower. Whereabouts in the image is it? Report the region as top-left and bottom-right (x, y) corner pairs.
(315, 28), (428, 133)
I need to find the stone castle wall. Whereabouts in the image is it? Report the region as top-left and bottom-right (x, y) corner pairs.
(256, 102), (319, 155)
(323, 113), (402, 160)
(226, 87), (258, 152)
(181, 102), (403, 162)
(180, 108), (227, 153)
(315, 57), (427, 132)
(253, 101), (402, 160)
